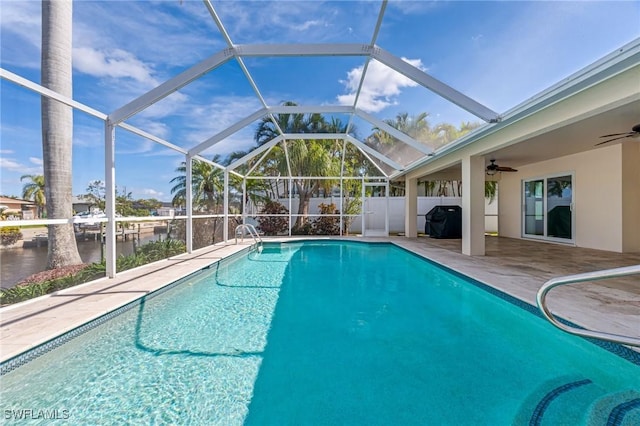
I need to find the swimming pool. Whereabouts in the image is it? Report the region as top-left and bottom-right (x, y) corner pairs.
(1, 241), (639, 424)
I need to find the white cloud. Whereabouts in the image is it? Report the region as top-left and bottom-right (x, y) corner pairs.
(290, 20), (323, 32)
(0, 1), (40, 44)
(0, 157), (42, 175)
(214, 1), (374, 44)
(0, 1), (41, 68)
(73, 47), (158, 85)
(0, 150), (15, 155)
(29, 157), (43, 166)
(138, 91), (190, 121)
(0, 158), (23, 171)
(140, 188), (163, 198)
(114, 134), (157, 155)
(337, 58), (424, 113)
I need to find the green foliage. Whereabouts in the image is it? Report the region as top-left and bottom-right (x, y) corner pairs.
(0, 227), (23, 246)
(257, 201), (289, 235)
(291, 222), (313, 235)
(82, 180), (158, 216)
(170, 217), (219, 250)
(0, 265), (103, 305)
(485, 181), (498, 204)
(312, 203), (340, 235)
(84, 180), (107, 210)
(342, 197), (362, 235)
(0, 239), (186, 306)
(134, 239), (186, 262)
(20, 174), (46, 218)
(170, 157), (225, 211)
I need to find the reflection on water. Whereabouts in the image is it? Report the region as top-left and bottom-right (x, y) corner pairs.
(0, 233), (168, 289)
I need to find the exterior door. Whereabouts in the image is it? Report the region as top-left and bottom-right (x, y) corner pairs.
(362, 182), (388, 237)
(522, 174), (574, 243)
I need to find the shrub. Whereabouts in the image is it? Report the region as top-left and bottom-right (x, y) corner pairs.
(257, 201), (289, 235)
(0, 239), (187, 306)
(341, 197), (362, 235)
(313, 203), (340, 235)
(170, 216), (240, 249)
(291, 222), (313, 235)
(0, 227), (23, 246)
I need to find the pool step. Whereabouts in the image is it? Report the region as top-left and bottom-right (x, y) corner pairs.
(516, 375), (605, 426)
(586, 390), (640, 426)
(516, 376), (640, 426)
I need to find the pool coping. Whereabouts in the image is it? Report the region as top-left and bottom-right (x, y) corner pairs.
(0, 242), (252, 364)
(1, 237), (639, 372)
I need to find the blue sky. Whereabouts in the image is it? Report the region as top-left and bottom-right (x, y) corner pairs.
(1, 0), (639, 202)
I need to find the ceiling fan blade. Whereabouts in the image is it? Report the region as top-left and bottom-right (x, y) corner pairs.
(599, 132), (630, 138)
(496, 166), (518, 172)
(595, 135), (630, 146)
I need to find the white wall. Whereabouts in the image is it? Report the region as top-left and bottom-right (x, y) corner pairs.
(499, 145), (626, 252)
(263, 196), (497, 234)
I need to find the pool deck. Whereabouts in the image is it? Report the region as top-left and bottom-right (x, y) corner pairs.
(1, 236), (639, 363)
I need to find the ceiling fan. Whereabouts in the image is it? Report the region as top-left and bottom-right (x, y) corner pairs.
(596, 123), (640, 146)
(486, 159), (517, 175)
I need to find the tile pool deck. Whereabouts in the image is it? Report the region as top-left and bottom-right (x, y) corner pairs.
(1, 236), (639, 363)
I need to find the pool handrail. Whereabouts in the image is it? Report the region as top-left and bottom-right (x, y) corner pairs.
(234, 224), (263, 252)
(536, 264), (640, 347)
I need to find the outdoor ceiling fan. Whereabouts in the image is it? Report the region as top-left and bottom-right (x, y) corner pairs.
(486, 159), (517, 175)
(596, 123), (640, 146)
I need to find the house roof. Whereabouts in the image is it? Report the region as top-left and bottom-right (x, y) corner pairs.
(0, 197), (34, 206)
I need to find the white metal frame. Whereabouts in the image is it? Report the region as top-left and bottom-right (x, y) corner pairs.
(0, 0), (503, 280)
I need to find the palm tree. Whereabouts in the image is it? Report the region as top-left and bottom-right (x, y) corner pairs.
(20, 174), (46, 218)
(41, 0), (82, 268)
(253, 103), (343, 228)
(170, 156), (224, 212)
(367, 112), (433, 165)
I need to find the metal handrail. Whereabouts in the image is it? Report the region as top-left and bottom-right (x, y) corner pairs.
(234, 224), (263, 252)
(536, 264), (640, 347)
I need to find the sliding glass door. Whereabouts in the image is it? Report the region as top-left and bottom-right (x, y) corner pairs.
(522, 174), (574, 242)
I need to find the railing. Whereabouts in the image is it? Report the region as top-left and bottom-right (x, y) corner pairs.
(234, 224), (263, 252)
(536, 264), (640, 347)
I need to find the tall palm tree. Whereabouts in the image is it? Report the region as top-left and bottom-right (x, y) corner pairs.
(20, 174), (46, 218)
(170, 156), (225, 212)
(41, 0), (82, 268)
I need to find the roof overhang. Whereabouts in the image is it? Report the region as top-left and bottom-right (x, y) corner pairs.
(396, 38), (640, 181)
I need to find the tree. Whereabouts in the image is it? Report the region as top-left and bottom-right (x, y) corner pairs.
(41, 0), (82, 268)
(253, 102), (343, 229)
(170, 156), (224, 212)
(84, 180), (106, 211)
(20, 174), (46, 218)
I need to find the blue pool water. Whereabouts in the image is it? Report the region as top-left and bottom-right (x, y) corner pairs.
(1, 241), (639, 425)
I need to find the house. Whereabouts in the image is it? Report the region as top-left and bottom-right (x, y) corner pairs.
(71, 195), (96, 214)
(399, 41), (639, 255)
(0, 196), (37, 220)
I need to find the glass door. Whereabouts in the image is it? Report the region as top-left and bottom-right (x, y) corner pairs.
(522, 174), (574, 242)
(524, 179), (544, 236)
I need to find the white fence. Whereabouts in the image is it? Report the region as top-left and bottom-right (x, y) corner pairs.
(250, 196), (498, 234)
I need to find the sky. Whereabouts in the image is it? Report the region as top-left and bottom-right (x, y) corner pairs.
(1, 0), (639, 202)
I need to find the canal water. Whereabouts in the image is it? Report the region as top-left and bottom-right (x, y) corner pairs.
(0, 233), (167, 289)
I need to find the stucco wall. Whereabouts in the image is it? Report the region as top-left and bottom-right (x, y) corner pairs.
(621, 142), (640, 252)
(499, 145), (624, 252)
